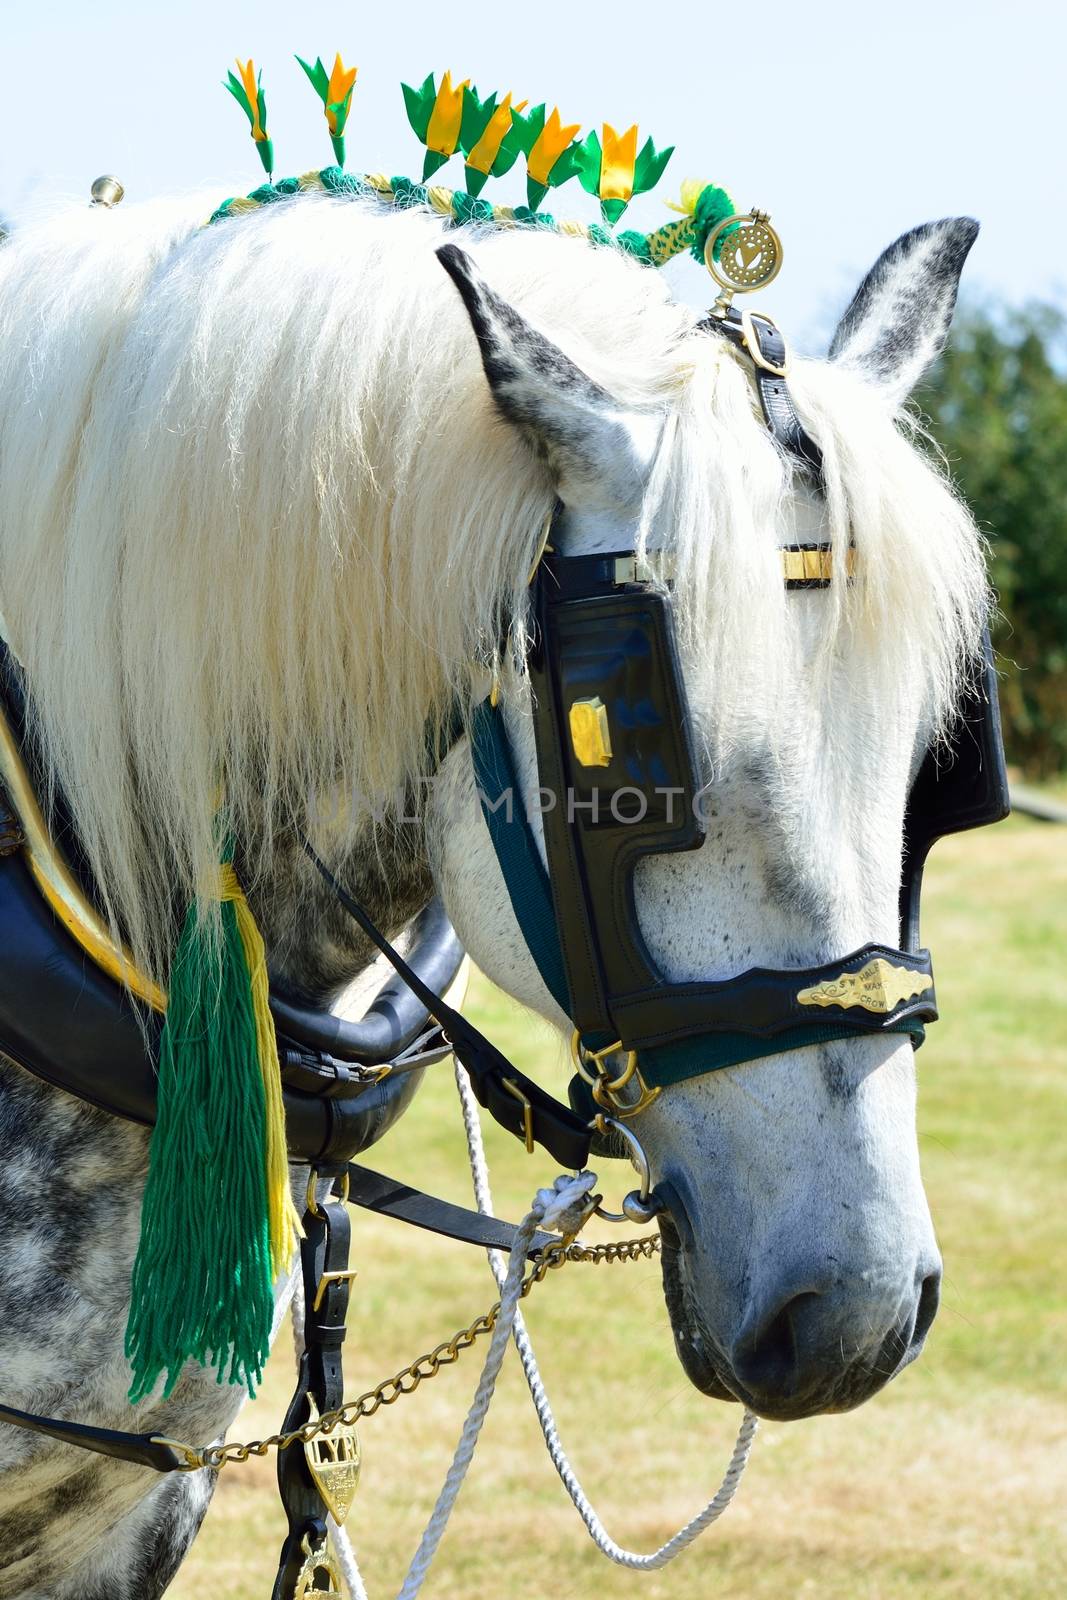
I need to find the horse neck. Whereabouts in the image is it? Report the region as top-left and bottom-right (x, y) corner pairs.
(242, 811), (434, 1006)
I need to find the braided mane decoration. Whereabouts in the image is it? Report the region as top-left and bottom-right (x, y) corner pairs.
(207, 164), (737, 269)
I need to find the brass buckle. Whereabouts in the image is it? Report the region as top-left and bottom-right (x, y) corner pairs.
(312, 1267), (359, 1314)
(740, 308), (789, 377)
(502, 1077), (535, 1154)
(570, 1033), (661, 1119)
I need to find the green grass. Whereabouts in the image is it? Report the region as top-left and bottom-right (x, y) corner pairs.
(171, 816), (1067, 1599)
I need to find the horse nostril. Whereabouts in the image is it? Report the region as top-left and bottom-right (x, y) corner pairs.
(732, 1290), (823, 1399)
(911, 1266), (941, 1349)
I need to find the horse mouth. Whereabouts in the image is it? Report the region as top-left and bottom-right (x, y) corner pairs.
(656, 1206), (936, 1421)
(657, 1209), (737, 1402)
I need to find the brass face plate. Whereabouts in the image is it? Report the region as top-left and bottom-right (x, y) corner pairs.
(568, 696), (613, 768)
(797, 958), (933, 1015)
(705, 211), (783, 296)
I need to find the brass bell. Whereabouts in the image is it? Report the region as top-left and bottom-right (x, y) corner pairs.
(89, 176), (125, 209)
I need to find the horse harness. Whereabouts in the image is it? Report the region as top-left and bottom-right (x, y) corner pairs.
(0, 307), (1009, 1598)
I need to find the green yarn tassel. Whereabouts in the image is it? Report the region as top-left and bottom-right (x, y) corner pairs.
(124, 868), (274, 1403)
(690, 183), (737, 263)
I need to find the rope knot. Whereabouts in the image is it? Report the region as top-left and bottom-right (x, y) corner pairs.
(532, 1171), (598, 1235)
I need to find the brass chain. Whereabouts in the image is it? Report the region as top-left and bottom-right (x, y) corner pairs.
(163, 1235), (660, 1472)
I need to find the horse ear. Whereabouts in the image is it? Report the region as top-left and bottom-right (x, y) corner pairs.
(436, 243), (661, 514)
(828, 218), (979, 407)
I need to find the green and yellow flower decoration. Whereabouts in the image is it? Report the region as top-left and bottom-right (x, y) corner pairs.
(577, 123), (674, 224)
(297, 52), (358, 168)
(513, 104), (584, 212)
(216, 56), (744, 288)
(459, 88), (528, 197)
(403, 70), (472, 180)
(225, 58), (273, 177)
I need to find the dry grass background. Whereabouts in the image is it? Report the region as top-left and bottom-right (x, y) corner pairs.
(171, 816), (1067, 1599)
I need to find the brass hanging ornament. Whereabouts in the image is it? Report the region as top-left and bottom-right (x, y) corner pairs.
(704, 209), (783, 315)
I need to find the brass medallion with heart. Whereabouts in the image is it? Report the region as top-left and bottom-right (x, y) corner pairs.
(704, 210), (783, 296)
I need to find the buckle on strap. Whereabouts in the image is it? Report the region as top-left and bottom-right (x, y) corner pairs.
(740, 309), (789, 377)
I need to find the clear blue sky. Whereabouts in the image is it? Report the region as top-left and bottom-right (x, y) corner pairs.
(0, 0), (1061, 349)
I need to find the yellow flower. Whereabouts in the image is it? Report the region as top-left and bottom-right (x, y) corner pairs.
(466, 92), (527, 177)
(325, 54), (358, 135)
(598, 123), (639, 204)
(236, 58), (267, 142)
(426, 69), (471, 158)
(527, 106), (582, 188)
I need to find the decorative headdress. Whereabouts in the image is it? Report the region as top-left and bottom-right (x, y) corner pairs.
(209, 56), (785, 310)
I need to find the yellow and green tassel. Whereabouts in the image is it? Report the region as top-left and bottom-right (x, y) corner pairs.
(125, 848), (298, 1402)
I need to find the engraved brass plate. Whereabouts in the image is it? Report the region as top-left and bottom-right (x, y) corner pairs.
(568, 696), (613, 768)
(797, 958), (933, 1015)
(293, 1531), (343, 1600)
(304, 1397), (361, 1525)
(705, 212), (783, 295)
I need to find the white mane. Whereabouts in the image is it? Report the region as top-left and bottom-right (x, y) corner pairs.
(0, 191), (987, 980)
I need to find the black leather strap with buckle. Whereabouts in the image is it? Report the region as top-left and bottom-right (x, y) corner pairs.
(711, 307), (824, 478)
(272, 1177), (354, 1600)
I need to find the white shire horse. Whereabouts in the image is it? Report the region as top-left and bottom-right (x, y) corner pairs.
(0, 191), (985, 1596)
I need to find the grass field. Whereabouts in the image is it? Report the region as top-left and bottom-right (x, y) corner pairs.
(171, 815), (1067, 1600)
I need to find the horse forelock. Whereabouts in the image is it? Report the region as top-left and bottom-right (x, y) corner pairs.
(0, 190), (987, 982)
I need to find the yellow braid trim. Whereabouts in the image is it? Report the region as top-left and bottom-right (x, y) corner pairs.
(220, 864), (302, 1275)
(426, 185), (454, 217)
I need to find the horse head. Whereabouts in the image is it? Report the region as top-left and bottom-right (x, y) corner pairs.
(431, 218), (985, 1421)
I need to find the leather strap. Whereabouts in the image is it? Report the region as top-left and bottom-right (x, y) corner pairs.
(343, 1161), (557, 1256)
(272, 1184), (353, 1599)
(711, 309), (824, 477)
(303, 842), (593, 1172)
(0, 1401), (193, 1473)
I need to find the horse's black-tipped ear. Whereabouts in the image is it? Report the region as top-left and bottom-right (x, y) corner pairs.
(828, 218), (979, 406)
(436, 243), (661, 515)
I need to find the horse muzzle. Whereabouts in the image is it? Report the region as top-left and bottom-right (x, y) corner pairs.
(655, 1181), (942, 1422)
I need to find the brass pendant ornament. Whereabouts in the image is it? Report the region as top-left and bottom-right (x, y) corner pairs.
(292, 1531), (344, 1600)
(704, 209), (783, 315)
(303, 1396), (362, 1525)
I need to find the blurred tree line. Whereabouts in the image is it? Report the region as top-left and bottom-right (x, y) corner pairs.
(920, 304), (1067, 779)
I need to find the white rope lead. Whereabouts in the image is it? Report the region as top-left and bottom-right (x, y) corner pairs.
(453, 1059), (759, 1570)
(395, 1172), (594, 1599)
(292, 1170), (594, 1600)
